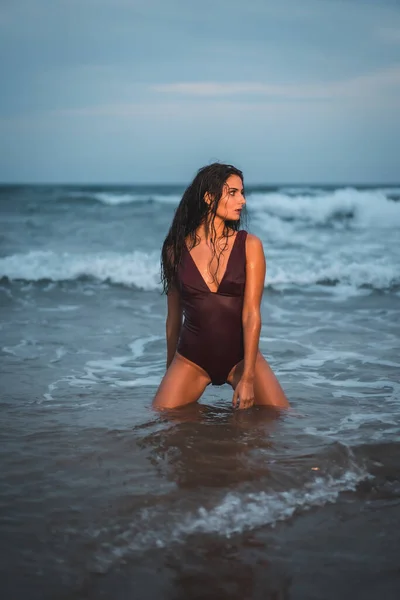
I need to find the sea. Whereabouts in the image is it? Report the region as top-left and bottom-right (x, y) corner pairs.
(1, 183), (400, 599)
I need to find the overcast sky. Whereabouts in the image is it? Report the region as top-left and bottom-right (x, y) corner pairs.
(1, 0), (399, 184)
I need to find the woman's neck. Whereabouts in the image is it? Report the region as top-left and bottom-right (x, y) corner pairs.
(198, 215), (228, 243)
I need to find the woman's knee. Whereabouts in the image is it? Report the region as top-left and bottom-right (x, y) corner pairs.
(254, 353), (290, 409)
(152, 386), (203, 410)
(151, 358), (209, 410)
(152, 394), (179, 410)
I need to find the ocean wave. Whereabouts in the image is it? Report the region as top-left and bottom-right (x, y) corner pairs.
(305, 412), (400, 444)
(0, 249), (398, 293)
(65, 191), (181, 206)
(0, 250), (160, 291)
(61, 188), (400, 226)
(248, 187), (400, 228)
(177, 464), (367, 539)
(88, 446), (368, 569)
(277, 186), (328, 197)
(267, 259), (400, 292)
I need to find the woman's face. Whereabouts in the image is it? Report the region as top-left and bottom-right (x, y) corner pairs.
(214, 174), (246, 221)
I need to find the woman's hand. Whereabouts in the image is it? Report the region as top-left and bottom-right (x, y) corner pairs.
(232, 378), (255, 410)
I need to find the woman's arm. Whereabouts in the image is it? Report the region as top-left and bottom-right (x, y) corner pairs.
(242, 234), (265, 379)
(232, 234), (266, 408)
(166, 285), (183, 370)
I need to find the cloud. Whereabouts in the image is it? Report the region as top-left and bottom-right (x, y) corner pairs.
(1, 0), (400, 182)
(152, 65), (400, 101)
(15, 63), (398, 123)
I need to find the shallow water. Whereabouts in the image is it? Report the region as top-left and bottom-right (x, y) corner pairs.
(1, 184), (400, 598)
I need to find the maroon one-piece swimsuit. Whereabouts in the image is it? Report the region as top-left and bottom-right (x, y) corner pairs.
(176, 230), (247, 386)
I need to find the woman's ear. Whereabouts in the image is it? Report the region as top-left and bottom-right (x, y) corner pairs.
(204, 192), (212, 206)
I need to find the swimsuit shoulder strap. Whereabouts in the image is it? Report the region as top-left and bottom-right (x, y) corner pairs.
(237, 230), (248, 254)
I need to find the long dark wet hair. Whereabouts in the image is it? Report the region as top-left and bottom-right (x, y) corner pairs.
(161, 162), (246, 294)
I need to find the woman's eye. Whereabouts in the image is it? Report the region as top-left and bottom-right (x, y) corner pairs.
(229, 191), (235, 196)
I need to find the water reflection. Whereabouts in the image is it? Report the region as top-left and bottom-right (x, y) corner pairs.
(132, 404), (293, 599)
(138, 403), (283, 489)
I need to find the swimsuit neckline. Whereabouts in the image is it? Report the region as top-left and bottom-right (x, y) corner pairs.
(184, 231), (241, 294)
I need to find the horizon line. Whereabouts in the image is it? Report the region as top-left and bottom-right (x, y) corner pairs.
(0, 181), (399, 188)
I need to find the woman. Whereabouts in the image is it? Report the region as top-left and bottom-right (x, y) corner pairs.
(152, 163), (289, 411)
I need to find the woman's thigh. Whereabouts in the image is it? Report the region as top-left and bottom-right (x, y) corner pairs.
(228, 351), (289, 409)
(152, 352), (211, 410)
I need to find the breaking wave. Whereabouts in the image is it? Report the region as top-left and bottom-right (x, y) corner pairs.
(1, 249), (398, 293)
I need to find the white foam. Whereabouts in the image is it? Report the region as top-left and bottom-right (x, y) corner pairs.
(70, 191), (181, 206)
(178, 467), (367, 539)
(338, 412), (398, 430)
(305, 411), (399, 439)
(114, 376), (161, 387)
(87, 457), (369, 574)
(248, 187), (400, 229)
(266, 256), (399, 292)
(42, 336), (163, 401)
(0, 250), (160, 291)
(39, 304), (80, 312)
(2, 338), (43, 359)
(113, 458), (368, 560)
(43, 380), (61, 402)
(94, 193), (144, 205)
(1, 241), (398, 294)
(277, 186), (326, 196)
(49, 347), (67, 364)
(128, 335), (162, 360)
(283, 348), (393, 371)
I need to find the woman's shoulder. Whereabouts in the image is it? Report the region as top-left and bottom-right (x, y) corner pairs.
(244, 232), (263, 248)
(243, 233), (266, 260)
